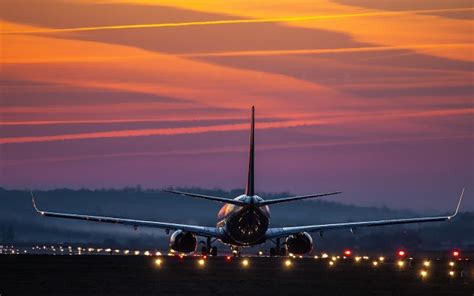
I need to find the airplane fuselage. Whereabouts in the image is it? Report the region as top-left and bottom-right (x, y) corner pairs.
(217, 195), (270, 246)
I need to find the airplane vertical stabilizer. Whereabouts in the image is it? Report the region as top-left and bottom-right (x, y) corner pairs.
(245, 106), (255, 196)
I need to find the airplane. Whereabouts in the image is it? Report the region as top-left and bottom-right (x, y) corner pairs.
(32, 106), (465, 257)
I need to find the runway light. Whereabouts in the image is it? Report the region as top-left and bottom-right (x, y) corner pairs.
(423, 261), (431, 267)
(329, 261), (334, 267)
(198, 259), (205, 267)
(355, 257), (361, 262)
(284, 259), (292, 267)
(398, 250), (406, 257)
(124, 250), (130, 255)
(134, 250), (140, 256)
(155, 259), (162, 267)
(449, 270), (455, 277)
(314, 256), (319, 259)
(241, 259), (249, 267)
(372, 261), (378, 267)
(363, 256), (369, 260)
(258, 251), (263, 256)
(144, 251), (151, 256)
(397, 260), (405, 268)
(321, 253), (329, 259)
(420, 270), (428, 278)
(155, 251), (162, 256)
(449, 261), (455, 267)
(331, 256), (337, 261)
(452, 251), (460, 257)
(379, 257), (385, 262)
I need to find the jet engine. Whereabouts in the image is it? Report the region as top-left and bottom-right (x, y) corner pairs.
(285, 232), (313, 254)
(169, 230), (197, 253)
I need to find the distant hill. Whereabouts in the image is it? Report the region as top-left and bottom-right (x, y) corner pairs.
(1, 187), (472, 252)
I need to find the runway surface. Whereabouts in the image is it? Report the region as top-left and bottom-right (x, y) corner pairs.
(1, 255), (472, 295)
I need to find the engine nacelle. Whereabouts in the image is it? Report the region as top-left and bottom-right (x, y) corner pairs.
(169, 230), (197, 254)
(285, 232), (313, 254)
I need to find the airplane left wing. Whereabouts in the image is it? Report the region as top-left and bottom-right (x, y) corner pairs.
(32, 192), (223, 238)
(266, 188), (465, 240)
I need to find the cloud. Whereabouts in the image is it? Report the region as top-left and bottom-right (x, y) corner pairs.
(2, 7), (471, 34)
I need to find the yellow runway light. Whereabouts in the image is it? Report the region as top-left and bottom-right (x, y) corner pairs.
(155, 259), (162, 266)
(420, 270), (428, 278)
(284, 259), (292, 267)
(198, 259), (205, 267)
(372, 261), (378, 267)
(423, 261), (431, 267)
(242, 259), (249, 267)
(449, 261), (455, 267)
(329, 261), (334, 267)
(449, 270), (455, 277)
(397, 260), (405, 268)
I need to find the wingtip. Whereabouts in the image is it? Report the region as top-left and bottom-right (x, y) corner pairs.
(450, 187), (465, 218)
(30, 190), (44, 215)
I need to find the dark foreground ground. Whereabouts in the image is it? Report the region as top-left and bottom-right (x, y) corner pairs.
(1, 255), (472, 296)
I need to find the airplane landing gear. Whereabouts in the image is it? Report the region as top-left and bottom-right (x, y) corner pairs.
(231, 246), (241, 257)
(201, 237), (218, 256)
(270, 238), (286, 256)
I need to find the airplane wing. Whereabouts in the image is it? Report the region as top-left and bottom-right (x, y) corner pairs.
(32, 192), (223, 238)
(163, 189), (246, 206)
(258, 191), (342, 206)
(266, 188), (465, 240)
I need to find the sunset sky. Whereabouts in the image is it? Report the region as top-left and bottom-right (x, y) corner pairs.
(1, 0), (473, 211)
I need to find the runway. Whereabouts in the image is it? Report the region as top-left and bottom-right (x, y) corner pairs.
(1, 255), (472, 295)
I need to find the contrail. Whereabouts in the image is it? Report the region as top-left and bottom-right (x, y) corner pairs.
(180, 43), (472, 58)
(1, 108), (472, 144)
(3, 134), (473, 166)
(1, 7), (472, 34)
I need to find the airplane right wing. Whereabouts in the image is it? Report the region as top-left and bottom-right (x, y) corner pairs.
(32, 192), (223, 238)
(266, 188), (465, 240)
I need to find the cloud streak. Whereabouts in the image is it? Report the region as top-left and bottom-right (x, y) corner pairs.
(181, 43), (472, 58)
(2, 7), (471, 34)
(1, 108), (472, 144)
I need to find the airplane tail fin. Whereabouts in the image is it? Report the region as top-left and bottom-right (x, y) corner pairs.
(245, 106), (255, 196)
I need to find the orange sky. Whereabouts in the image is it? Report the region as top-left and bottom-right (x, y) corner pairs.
(0, 0), (472, 210)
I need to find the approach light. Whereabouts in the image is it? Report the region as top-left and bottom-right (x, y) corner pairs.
(344, 250), (352, 256)
(398, 250), (406, 257)
(397, 260), (405, 268)
(423, 261), (431, 267)
(155, 259), (162, 266)
(449, 270), (455, 277)
(420, 270), (428, 278)
(452, 251), (460, 257)
(284, 259), (292, 267)
(449, 261), (455, 267)
(242, 259), (249, 267)
(198, 259), (205, 267)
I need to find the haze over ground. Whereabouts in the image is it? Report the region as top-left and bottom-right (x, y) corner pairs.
(0, 0), (473, 211)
